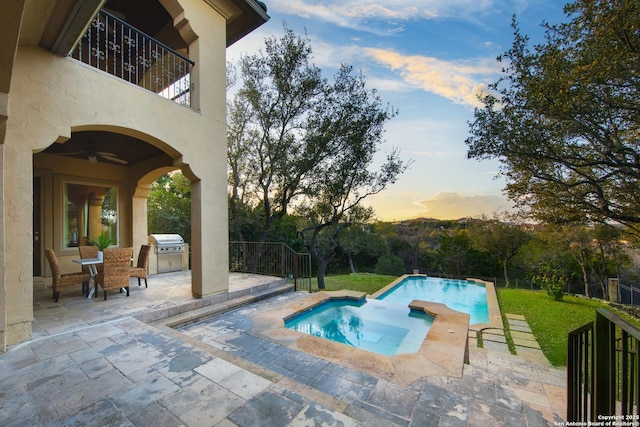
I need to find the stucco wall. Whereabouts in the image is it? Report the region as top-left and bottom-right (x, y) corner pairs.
(1, 0), (231, 347)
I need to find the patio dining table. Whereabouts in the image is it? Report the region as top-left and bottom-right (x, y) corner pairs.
(72, 258), (101, 299)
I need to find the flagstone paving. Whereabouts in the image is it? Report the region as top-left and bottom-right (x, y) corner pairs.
(0, 272), (567, 426)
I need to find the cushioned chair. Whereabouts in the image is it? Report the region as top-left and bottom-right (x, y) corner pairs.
(45, 249), (90, 303)
(130, 245), (151, 288)
(94, 247), (133, 300)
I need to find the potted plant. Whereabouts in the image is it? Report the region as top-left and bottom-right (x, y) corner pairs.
(86, 231), (115, 260)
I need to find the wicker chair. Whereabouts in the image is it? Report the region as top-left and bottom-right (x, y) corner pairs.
(94, 247), (133, 300)
(78, 245), (98, 260)
(130, 245), (151, 288)
(45, 249), (90, 303)
(78, 245), (98, 294)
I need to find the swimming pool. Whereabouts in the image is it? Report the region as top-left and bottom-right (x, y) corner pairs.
(284, 276), (490, 356)
(377, 276), (489, 325)
(284, 298), (433, 356)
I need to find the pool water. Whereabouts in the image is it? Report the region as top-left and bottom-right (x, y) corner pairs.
(285, 298), (433, 356)
(285, 276), (489, 356)
(379, 277), (489, 325)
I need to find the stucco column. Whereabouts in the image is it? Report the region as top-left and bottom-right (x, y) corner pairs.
(132, 185), (151, 262)
(190, 174), (228, 297)
(176, 0), (229, 297)
(1, 134), (33, 346)
(0, 144), (6, 351)
(87, 193), (106, 239)
(0, 0), (26, 352)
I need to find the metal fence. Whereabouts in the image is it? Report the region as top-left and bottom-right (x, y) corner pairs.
(492, 278), (541, 290)
(229, 241), (312, 291)
(567, 308), (640, 421)
(617, 282), (640, 307)
(71, 9), (194, 107)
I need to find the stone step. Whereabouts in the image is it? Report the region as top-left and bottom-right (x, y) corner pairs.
(144, 282), (294, 327)
(483, 340), (511, 353)
(513, 337), (541, 349)
(510, 330), (534, 340)
(506, 313), (526, 321)
(509, 323), (533, 333)
(483, 332), (507, 344)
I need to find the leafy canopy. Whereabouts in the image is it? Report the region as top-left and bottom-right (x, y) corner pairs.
(147, 172), (191, 244)
(227, 25), (407, 287)
(466, 0), (640, 233)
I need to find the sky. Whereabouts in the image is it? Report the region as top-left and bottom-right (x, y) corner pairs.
(227, 0), (569, 221)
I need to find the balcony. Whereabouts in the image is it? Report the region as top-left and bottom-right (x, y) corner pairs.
(71, 9), (194, 108)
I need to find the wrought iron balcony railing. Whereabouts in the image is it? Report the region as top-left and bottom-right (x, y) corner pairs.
(71, 9), (194, 107)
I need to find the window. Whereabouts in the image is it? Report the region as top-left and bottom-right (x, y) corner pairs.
(64, 182), (118, 248)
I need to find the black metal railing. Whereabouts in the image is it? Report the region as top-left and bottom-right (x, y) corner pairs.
(568, 321), (595, 420)
(229, 241), (312, 291)
(568, 308), (640, 421)
(71, 9), (194, 107)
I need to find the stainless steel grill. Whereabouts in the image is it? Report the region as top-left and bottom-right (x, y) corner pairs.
(149, 234), (184, 273)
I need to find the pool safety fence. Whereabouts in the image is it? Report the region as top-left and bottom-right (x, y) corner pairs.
(229, 241), (312, 291)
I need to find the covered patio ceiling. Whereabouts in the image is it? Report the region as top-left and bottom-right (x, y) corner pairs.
(42, 131), (170, 166)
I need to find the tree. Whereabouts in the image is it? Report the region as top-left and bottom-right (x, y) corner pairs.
(466, 0), (640, 233)
(518, 225), (586, 295)
(438, 230), (472, 277)
(565, 225), (596, 297)
(147, 172), (191, 244)
(227, 26), (326, 243)
(470, 218), (530, 287)
(228, 26), (407, 287)
(338, 224), (387, 273)
(391, 220), (430, 272)
(375, 254), (406, 276)
(565, 224), (630, 298)
(591, 224), (630, 298)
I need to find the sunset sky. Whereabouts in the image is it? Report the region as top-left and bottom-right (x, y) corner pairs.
(227, 0), (568, 221)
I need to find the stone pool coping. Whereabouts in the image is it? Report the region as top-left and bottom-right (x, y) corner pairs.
(251, 289), (471, 387)
(371, 275), (503, 332)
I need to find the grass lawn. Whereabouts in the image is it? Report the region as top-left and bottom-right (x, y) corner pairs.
(319, 273), (399, 295)
(497, 288), (609, 366)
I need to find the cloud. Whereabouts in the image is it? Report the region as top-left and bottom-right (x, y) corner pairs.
(267, 0), (522, 33)
(364, 76), (413, 93)
(366, 190), (513, 221)
(363, 48), (498, 107)
(416, 192), (514, 219)
(404, 150), (450, 158)
(268, 1), (439, 31)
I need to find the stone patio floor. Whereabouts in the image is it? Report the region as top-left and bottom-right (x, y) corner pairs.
(0, 271), (567, 426)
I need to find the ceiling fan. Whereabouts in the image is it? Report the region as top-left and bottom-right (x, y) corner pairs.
(60, 144), (128, 165)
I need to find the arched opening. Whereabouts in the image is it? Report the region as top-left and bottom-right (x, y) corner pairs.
(133, 168), (192, 274)
(33, 128), (191, 283)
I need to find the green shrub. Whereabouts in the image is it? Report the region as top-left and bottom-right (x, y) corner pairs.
(532, 268), (565, 301)
(374, 254), (405, 276)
